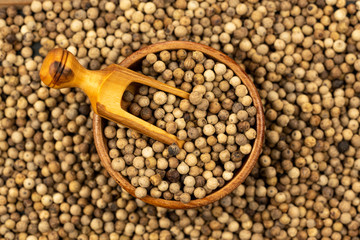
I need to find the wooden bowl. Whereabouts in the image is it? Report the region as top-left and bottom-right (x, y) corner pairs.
(93, 41), (265, 209)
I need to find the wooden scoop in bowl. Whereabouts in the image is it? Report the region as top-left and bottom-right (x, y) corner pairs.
(93, 41), (265, 209)
(40, 48), (189, 148)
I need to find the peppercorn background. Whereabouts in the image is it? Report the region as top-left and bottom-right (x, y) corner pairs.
(1, 0), (360, 239)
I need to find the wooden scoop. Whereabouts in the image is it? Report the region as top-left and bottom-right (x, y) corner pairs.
(40, 48), (189, 148)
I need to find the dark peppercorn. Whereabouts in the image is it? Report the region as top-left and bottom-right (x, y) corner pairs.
(147, 206), (157, 216)
(201, 225), (212, 236)
(216, 177), (225, 188)
(168, 212), (179, 222)
(332, 80), (344, 89)
(49, 217), (60, 229)
(168, 143), (180, 156)
(140, 107), (152, 120)
(270, 209), (282, 220)
(195, 176), (206, 187)
(5, 34), (16, 44)
(166, 169), (180, 183)
(237, 121), (251, 132)
(129, 103), (141, 116)
(79, 104), (91, 115)
(276, 183), (286, 192)
(338, 140), (349, 153)
(156, 169), (166, 178)
(322, 186), (334, 199)
(244, 207), (256, 217)
(255, 196), (268, 205)
(231, 151), (244, 162)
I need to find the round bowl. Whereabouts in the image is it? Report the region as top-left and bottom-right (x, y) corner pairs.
(93, 41), (265, 209)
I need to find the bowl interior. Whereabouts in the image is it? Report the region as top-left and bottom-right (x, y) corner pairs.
(93, 41), (265, 209)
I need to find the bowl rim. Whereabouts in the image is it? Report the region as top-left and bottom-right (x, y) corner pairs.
(93, 41), (265, 209)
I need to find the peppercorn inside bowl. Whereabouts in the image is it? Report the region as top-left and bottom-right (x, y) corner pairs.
(93, 41), (265, 209)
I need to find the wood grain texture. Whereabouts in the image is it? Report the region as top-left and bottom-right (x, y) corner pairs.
(40, 48), (188, 148)
(93, 41), (265, 209)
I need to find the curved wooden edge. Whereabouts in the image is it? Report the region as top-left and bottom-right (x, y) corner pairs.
(93, 41), (265, 209)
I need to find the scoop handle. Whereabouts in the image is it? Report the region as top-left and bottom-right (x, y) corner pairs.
(40, 48), (188, 148)
(40, 48), (87, 89)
